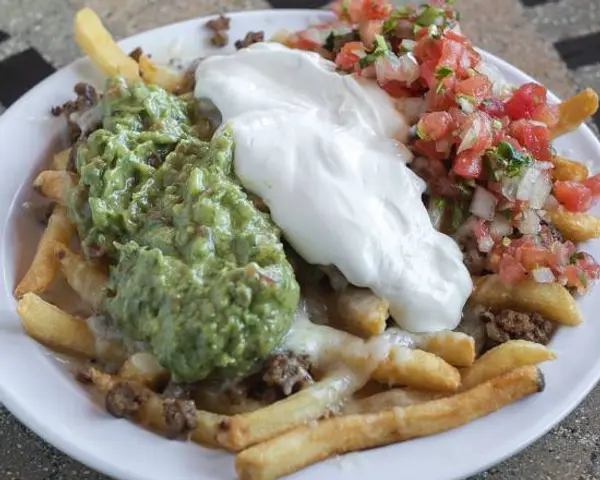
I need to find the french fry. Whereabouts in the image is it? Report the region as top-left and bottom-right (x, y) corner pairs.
(551, 156), (589, 182)
(343, 388), (444, 415)
(373, 346), (461, 392)
(235, 366), (544, 480)
(84, 367), (225, 446)
(470, 275), (583, 326)
(333, 286), (389, 338)
(218, 367), (363, 451)
(74, 8), (140, 82)
(547, 207), (600, 243)
(402, 329), (476, 367)
(118, 352), (169, 390)
(51, 148), (72, 171)
(15, 205), (76, 297)
(460, 340), (556, 390)
(56, 244), (108, 311)
(551, 88), (599, 138)
(17, 293), (97, 357)
(138, 55), (189, 94)
(33, 170), (77, 205)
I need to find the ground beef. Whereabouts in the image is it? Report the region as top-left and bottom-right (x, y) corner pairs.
(480, 309), (556, 346)
(128, 46), (143, 62)
(410, 156), (461, 198)
(323, 31), (361, 56)
(539, 222), (564, 248)
(210, 30), (229, 47)
(51, 82), (100, 144)
(235, 31), (264, 50)
(206, 15), (231, 32)
(262, 351), (313, 396)
(105, 381), (148, 419)
(461, 236), (489, 275)
(162, 398), (198, 437)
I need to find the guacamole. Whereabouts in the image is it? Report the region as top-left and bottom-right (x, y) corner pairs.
(68, 77), (300, 382)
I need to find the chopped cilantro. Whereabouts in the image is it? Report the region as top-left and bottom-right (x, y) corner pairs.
(485, 141), (533, 180)
(502, 237), (512, 247)
(577, 271), (588, 288)
(358, 34), (389, 68)
(435, 66), (454, 93)
(456, 181), (474, 197)
(451, 205), (466, 230)
(416, 122), (426, 139)
(415, 6), (444, 26)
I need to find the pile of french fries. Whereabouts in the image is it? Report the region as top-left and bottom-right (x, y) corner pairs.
(12, 7), (600, 480)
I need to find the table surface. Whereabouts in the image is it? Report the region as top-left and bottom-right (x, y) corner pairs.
(1, 0), (599, 478)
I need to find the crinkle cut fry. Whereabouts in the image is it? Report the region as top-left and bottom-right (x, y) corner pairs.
(235, 366), (545, 480)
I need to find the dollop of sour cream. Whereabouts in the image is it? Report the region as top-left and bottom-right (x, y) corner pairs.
(195, 43), (472, 332)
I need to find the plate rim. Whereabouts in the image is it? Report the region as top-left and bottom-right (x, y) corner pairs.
(0, 8), (599, 480)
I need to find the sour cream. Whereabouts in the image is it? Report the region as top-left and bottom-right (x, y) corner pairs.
(195, 43), (472, 332)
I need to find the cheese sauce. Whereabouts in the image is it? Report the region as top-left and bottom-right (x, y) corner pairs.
(195, 43), (472, 332)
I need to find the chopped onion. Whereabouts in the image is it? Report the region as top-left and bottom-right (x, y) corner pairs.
(490, 214), (513, 238)
(456, 95), (475, 114)
(529, 170), (552, 209)
(517, 209), (541, 235)
(469, 186), (498, 221)
(531, 267), (555, 284)
(375, 52), (419, 85)
(396, 97), (426, 125)
(457, 115), (483, 154)
(474, 60), (512, 99)
(501, 176), (521, 201)
(478, 235), (494, 253)
(544, 194), (560, 211)
(453, 215), (479, 242)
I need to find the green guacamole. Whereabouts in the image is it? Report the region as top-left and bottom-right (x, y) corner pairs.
(68, 77), (300, 382)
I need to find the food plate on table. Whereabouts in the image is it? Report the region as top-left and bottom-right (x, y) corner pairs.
(1, 3), (600, 480)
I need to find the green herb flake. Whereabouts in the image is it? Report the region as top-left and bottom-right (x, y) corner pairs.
(358, 34), (390, 68)
(487, 141), (533, 179)
(433, 196), (446, 210)
(451, 205), (465, 230)
(415, 6), (444, 26)
(577, 270), (588, 288)
(502, 237), (512, 247)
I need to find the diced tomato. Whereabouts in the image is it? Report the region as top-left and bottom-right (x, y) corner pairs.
(518, 244), (551, 270)
(359, 19), (384, 48)
(438, 38), (463, 72)
(509, 119), (551, 161)
(425, 87), (456, 111)
(419, 60), (438, 90)
(413, 37), (443, 63)
(472, 218), (489, 241)
(532, 104), (559, 129)
(480, 98), (505, 118)
(504, 82), (548, 120)
(418, 111), (453, 141)
(413, 139), (448, 160)
(584, 173), (600, 197)
(453, 150), (483, 179)
(575, 252), (600, 280)
(498, 254), (527, 284)
(381, 81), (413, 98)
(334, 42), (364, 71)
(549, 240), (576, 268)
(331, 0), (363, 23)
(554, 181), (593, 212)
(454, 75), (492, 103)
(361, 0), (392, 20)
(563, 265), (585, 290)
(445, 30), (468, 45)
(458, 111), (493, 154)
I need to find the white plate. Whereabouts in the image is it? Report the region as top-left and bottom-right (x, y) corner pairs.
(0, 9), (599, 480)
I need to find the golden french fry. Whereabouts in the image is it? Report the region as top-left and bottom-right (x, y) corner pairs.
(218, 367), (363, 451)
(118, 352), (170, 390)
(56, 244), (108, 311)
(17, 293), (96, 357)
(33, 170), (77, 205)
(551, 88), (599, 138)
(470, 275), (583, 326)
(551, 156), (589, 182)
(138, 55), (189, 93)
(547, 207), (600, 243)
(408, 330), (476, 367)
(333, 287), (389, 338)
(235, 366), (544, 480)
(15, 205), (76, 297)
(84, 367), (225, 446)
(343, 388), (444, 415)
(373, 345), (461, 392)
(74, 8), (140, 82)
(51, 148), (72, 171)
(460, 340), (556, 390)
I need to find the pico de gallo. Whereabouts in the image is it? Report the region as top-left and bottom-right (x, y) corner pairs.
(284, 0), (600, 294)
